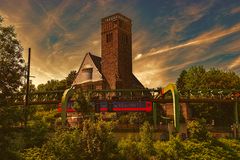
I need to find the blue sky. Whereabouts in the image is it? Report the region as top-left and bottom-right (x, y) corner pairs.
(0, 0), (240, 87)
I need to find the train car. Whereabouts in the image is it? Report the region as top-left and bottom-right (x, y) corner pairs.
(96, 101), (152, 112)
(57, 100), (76, 113)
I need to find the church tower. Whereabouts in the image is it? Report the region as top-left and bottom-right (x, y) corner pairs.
(101, 13), (132, 89)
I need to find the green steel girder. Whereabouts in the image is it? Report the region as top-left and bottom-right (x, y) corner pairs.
(61, 86), (75, 127)
(160, 83), (180, 132)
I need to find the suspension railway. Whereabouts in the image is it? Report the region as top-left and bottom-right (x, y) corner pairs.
(7, 83), (240, 133)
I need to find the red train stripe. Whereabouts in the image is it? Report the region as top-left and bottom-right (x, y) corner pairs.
(112, 108), (151, 112)
(100, 108), (108, 111)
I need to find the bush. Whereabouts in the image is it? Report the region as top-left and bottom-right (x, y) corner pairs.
(21, 120), (118, 160)
(187, 119), (212, 141)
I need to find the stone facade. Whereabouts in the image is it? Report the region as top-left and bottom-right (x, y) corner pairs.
(101, 13), (133, 89)
(73, 13), (143, 90)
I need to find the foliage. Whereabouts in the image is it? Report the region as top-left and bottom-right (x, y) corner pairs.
(154, 136), (186, 160)
(0, 16), (25, 159)
(36, 70), (77, 92)
(73, 89), (93, 116)
(0, 16), (25, 98)
(26, 109), (58, 147)
(187, 119), (212, 141)
(66, 70), (77, 87)
(35, 70), (76, 111)
(0, 16), (25, 125)
(37, 79), (67, 92)
(176, 66), (240, 125)
(138, 121), (155, 158)
(176, 70), (187, 95)
(117, 112), (149, 126)
(176, 66), (240, 92)
(20, 81), (36, 93)
(22, 120), (118, 160)
(118, 122), (155, 160)
(118, 136), (140, 160)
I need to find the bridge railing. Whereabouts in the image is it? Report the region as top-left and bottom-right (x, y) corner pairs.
(8, 88), (240, 106)
(9, 90), (64, 105)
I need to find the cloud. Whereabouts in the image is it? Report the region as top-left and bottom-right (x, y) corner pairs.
(134, 23), (240, 61)
(230, 7), (240, 14)
(228, 56), (240, 70)
(1, 0), (239, 88)
(132, 21), (240, 87)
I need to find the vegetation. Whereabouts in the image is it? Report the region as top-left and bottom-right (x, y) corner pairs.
(22, 120), (118, 160)
(0, 16), (25, 159)
(176, 66), (240, 126)
(176, 66), (240, 92)
(73, 89), (94, 117)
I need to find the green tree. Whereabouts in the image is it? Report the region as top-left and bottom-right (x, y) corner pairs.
(73, 89), (93, 117)
(204, 68), (240, 89)
(176, 69), (187, 94)
(176, 66), (240, 125)
(37, 79), (67, 92)
(0, 17), (25, 98)
(20, 81), (36, 93)
(183, 66), (206, 90)
(176, 66), (240, 91)
(0, 16), (25, 159)
(66, 70), (77, 87)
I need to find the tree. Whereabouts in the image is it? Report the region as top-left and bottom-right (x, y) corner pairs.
(0, 16), (25, 121)
(66, 70), (77, 87)
(0, 17), (25, 97)
(36, 70), (77, 92)
(176, 66), (240, 125)
(20, 81), (36, 93)
(176, 66), (240, 91)
(73, 89), (93, 117)
(176, 69), (187, 95)
(183, 66), (206, 90)
(0, 15), (25, 159)
(37, 79), (67, 92)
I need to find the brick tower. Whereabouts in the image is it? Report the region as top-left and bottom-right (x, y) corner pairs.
(101, 13), (133, 89)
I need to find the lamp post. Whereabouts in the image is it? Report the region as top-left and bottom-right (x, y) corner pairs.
(24, 48), (31, 127)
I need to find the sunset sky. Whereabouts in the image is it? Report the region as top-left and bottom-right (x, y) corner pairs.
(0, 0), (240, 88)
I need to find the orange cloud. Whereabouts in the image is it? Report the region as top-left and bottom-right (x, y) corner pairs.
(135, 23), (240, 61)
(229, 56), (240, 70)
(230, 7), (240, 14)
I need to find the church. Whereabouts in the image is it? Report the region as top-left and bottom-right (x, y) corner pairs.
(72, 13), (143, 90)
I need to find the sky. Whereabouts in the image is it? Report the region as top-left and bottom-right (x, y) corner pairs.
(0, 0), (240, 88)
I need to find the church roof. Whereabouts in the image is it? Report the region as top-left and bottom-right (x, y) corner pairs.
(89, 53), (101, 73)
(72, 52), (103, 86)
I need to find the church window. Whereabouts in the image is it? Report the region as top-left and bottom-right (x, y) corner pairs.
(82, 67), (93, 81)
(106, 32), (113, 43)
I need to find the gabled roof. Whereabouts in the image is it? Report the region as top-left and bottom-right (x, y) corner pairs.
(89, 53), (101, 73)
(72, 52), (103, 86)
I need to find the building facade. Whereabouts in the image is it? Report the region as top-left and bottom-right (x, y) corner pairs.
(73, 13), (143, 90)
